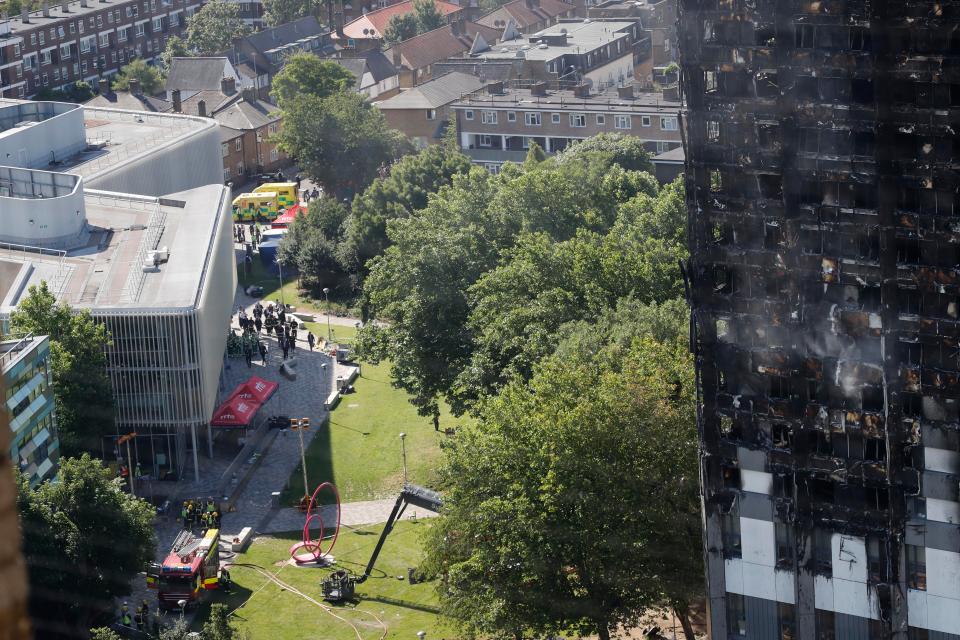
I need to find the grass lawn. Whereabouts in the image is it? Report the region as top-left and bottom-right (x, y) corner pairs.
(280, 356), (464, 505)
(192, 521), (451, 639)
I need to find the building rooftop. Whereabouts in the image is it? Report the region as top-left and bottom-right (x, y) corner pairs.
(452, 81), (681, 114)
(341, 0), (462, 39)
(2, 0), (138, 35)
(0, 184), (229, 313)
(0, 335), (49, 375)
(386, 22), (501, 71)
(166, 58), (236, 93)
(378, 72), (484, 109)
(478, 0), (575, 30)
(243, 15), (328, 56)
(467, 19), (637, 61)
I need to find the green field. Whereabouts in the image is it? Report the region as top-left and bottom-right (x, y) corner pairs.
(280, 356), (463, 505)
(239, 251), (357, 317)
(196, 522), (450, 639)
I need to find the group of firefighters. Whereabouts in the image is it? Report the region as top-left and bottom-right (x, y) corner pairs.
(180, 498), (221, 531)
(119, 599), (152, 632)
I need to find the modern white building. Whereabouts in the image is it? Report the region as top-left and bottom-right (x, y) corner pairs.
(0, 98), (235, 480)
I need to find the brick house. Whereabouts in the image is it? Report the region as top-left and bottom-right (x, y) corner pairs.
(376, 71), (483, 148)
(0, 0), (203, 99)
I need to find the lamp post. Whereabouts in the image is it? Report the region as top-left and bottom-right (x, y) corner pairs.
(322, 287), (332, 343)
(399, 432), (407, 487)
(177, 599), (187, 622)
(291, 418), (310, 497)
(276, 258), (286, 307)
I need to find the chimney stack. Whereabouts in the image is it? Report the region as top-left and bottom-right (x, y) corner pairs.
(128, 78), (141, 96)
(197, 99), (207, 117)
(241, 87), (258, 103)
(487, 80), (504, 95)
(530, 81), (548, 96)
(391, 48), (401, 68)
(21, 4), (29, 23)
(573, 82), (590, 98)
(98, 78), (110, 96)
(42, 2), (50, 17)
(80, 0), (87, 6)
(172, 89), (182, 113)
(617, 84), (634, 99)
(220, 76), (237, 95)
(60, 0), (69, 12)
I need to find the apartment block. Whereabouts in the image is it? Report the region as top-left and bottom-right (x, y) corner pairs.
(452, 80), (680, 172)
(4, 335), (59, 488)
(681, 1), (960, 639)
(0, 0), (204, 99)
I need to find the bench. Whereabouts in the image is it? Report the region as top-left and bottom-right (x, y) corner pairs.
(325, 389), (341, 410)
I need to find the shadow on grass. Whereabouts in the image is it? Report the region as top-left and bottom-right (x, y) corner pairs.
(328, 420), (371, 436)
(361, 594), (442, 615)
(187, 582), (255, 630)
(279, 416), (335, 506)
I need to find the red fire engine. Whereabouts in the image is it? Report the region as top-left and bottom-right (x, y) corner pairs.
(147, 528), (221, 609)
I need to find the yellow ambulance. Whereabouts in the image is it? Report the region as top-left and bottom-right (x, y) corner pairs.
(253, 182), (298, 210)
(232, 193), (279, 222)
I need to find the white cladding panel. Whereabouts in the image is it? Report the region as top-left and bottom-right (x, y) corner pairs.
(741, 517), (775, 567)
(926, 498), (960, 524)
(925, 447), (960, 474)
(740, 469), (773, 495)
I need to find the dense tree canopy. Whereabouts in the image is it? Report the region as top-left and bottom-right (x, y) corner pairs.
(111, 58), (163, 94)
(263, 0), (316, 26)
(17, 455), (156, 636)
(358, 136), (683, 418)
(270, 53), (356, 109)
(275, 91), (411, 198)
(10, 282), (114, 457)
(338, 137), (472, 272)
(423, 338), (701, 639)
(186, 1), (250, 54)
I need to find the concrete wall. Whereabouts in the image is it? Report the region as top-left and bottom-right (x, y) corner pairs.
(194, 185), (237, 423)
(0, 168), (86, 248)
(0, 101), (86, 169)
(84, 113), (223, 197)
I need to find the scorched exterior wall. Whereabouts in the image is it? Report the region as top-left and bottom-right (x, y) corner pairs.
(681, 1), (960, 639)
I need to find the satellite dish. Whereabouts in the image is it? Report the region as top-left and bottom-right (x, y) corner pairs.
(363, 27), (369, 34)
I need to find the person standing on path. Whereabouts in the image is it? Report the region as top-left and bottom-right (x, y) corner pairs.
(307, 332), (315, 351)
(254, 316), (262, 334)
(259, 341), (267, 364)
(282, 339), (289, 360)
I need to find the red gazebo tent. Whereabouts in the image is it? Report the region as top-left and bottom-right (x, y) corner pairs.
(210, 376), (279, 428)
(272, 205), (305, 229)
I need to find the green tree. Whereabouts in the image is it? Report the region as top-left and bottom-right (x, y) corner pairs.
(275, 92), (412, 198)
(159, 619), (191, 640)
(160, 35), (190, 72)
(111, 58), (164, 95)
(89, 628), (122, 640)
(9, 282), (114, 457)
(423, 338), (702, 639)
(338, 138), (471, 273)
(186, 0), (250, 55)
(270, 52), (356, 109)
(383, 12), (419, 44)
(524, 141), (547, 164)
(554, 132), (654, 173)
(17, 455), (156, 634)
(382, 0), (444, 44)
(202, 603), (238, 640)
(413, 0), (444, 31)
(264, 0), (316, 25)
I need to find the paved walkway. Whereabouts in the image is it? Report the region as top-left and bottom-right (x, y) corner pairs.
(259, 498), (439, 535)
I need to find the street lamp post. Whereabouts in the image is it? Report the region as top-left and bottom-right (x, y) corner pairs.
(399, 432), (407, 487)
(322, 287), (332, 343)
(291, 418), (310, 497)
(276, 258), (286, 307)
(177, 599), (187, 622)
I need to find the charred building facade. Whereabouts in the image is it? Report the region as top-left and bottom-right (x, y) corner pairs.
(681, 2), (960, 639)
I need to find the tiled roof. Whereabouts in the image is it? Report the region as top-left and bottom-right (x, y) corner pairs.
(342, 0), (462, 39)
(84, 91), (172, 113)
(376, 71), (483, 109)
(389, 21), (500, 70)
(179, 90), (240, 117)
(214, 99), (282, 130)
(479, 0), (574, 29)
(244, 16), (328, 54)
(166, 57), (231, 92)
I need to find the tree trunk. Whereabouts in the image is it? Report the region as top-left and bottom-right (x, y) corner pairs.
(675, 604), (697, 640)
(596, 621), (611, 640)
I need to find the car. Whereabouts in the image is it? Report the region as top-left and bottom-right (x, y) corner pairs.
(245, 285), (264, 297)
